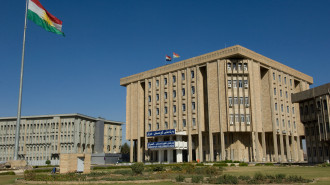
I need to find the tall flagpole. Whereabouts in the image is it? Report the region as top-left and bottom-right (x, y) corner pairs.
(14, 0), (29, 161)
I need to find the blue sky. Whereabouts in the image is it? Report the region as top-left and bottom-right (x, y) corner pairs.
(1, 0), (329, 144)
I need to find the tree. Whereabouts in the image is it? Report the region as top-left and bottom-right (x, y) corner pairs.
(121, 143), (130, 162)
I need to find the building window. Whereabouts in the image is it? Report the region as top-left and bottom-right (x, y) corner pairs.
(173, 90), (176, 98)
(245, 97), (249, 106)
(233, 80), (237, 88)
(288, 120), (291, 128)
(280, 90), (282, 97)
(182, 88), (185, 96)
(239, 80), (243, 88)
(173, 120), (177, 128)
(181, 73), (185, 80)
(324, 100), (328, 110)
(273, 72), (275, 80)
(191, 86), (195, 94)
(164, 78), (167, 85)
(233, 63), (237, 70)
(148, 109), (151, 116)
(173, 75), (176, 83)
(228, 80), (232, 88)
(192, 118), (196, 127)
(235, 115), (239, 122)
(156, 80), (159, 87)
(279, 75), (281, 82)
(241, 114), (245, 122)
(164, 92), (167, 99)
(157, 123), (159, 130)
(304, 105), (308, 115)
(182, 104), (186, 111)
(285, 91), (288, 99)
(244, 63), (248, 71)
(275, 103), (278, 111)
(230, 114), (234, 124)
(191, 70), (195, 79)
(287, 106), (289, 113)
(234, 97), (238, 104)
(276, 118), (279, 126)
(238, 63), (242, 70)
(227, 63), (231, 70)
(294, 121), (296, 129)
(326, 122), (330, 132)
(284, 77), (286, 84)
(281, 104), (284, 112)
(165, 122), (168, 129)
(148, 82), (151, 89)
(183, 119), (186, 127)
(310, 104), (314, 113)
(229, 97), (233, 106)
(282, 119), (285, 127)
(156, 94), (159, 101)
(290, 79), (292, 86)
(192, 102), (196, 110)
(244, 80), (248, 88)
(173, 105), (176, 113)
(156, 108), (159, 115)
(246, 115), (250, 124)
(164, 106), (168, 114)
(240, 97), (244, 104)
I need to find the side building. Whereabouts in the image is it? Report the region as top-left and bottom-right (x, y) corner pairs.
(0, 113), (123, 165)
(120, 45), (313, 163)
(292, 83), (330, 163)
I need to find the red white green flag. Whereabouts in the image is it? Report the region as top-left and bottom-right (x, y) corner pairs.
(28, 0), (64, 36)
(173, 52), (180, 58)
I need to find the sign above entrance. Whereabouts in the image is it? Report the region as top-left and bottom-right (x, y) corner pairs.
(147, 129), (175, 137)
(147, 141), (175, 149)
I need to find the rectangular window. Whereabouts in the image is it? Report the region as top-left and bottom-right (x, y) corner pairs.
(173, 75), (176, 83)
(173, 90), (176, 98)
(292, 107), (295, 114)
(191, 70), (195, 79)
(148, 82), (151, 89)
(165, 122), (168, 129)
(245, 97), (249, 106)
(229, 97), (233, 106)
(183, 119), (186, 127)
(173, 105), (176, 113)
(279, 75), (281, 82)
(282, 119), (285, 127)
(181, 73), (185, 80)
(273, 72), (275, 80)
(227, 63), (231, 70)
(246, 115), (250, 124)
(156, 80), (159, 87)
(240, 97), (244, 104)
(238, 63), (242, 70)
(192, 118), (196, 127)
(228, 80), (232, 88)
(239, 80), (243, 88)
(164, 106), (168, 114)
(173, 120), (177, 128)
(241, 114), (245, 122)
(288, 120), (291, 128)
(274, 88), (276, 95)
(294, 121), (296, 129)
(164, 78), (167, 85)
(235, 115), (239, 122)
(156, 108), (159, 115)
(233, 80), (237, 88)
(281, 104), (283, 112)
(157, 123), (159, 130)
(182, 104), (186, 111)
(156, 94), (159, 101)
(276, 118), (279, 126)
(191, 86), (195, 94)
(275, 102), (278, 110)
(230, 114), (234, 124)
(192, 102), (196, 110)
(284, 77), (287, 84)
(244, 80), (248, 88)
(164, 92), (167, 99)
(233, 63), (237, 70)
(290, 79), (292, 86)
(148, 109), (151, 116)
(287, 106), (289, 113)
(182, 88), (185, 96)
(244, 63), (248, 70)
(280, 90), (282, 97)
(234, 97), (238, 104)
(286, 91), (288, 98)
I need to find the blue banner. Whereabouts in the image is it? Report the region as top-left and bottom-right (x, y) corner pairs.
(147, 129), (175, 137)
(147, 141), (175, 149)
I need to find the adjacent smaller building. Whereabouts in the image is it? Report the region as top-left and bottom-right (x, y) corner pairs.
(292, 83), (330, 163)
(0, 113), (124, 166)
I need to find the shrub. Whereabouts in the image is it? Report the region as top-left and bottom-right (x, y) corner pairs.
(253, 172), (265, 181)
(192, 175), (203, 183)
(175, 175), (185, 182)
(216, 174), (238, 184)
(265, 162), (274, 166)
(152, 164), (165, 171)
(213, 163), (228, 167)
(196, 163), (204, 166)
(238, 175), (251, 181)
(183, 163), (195, 174)
(93, 166), (131, 170)
(130, 162), (144, 175)
(230, 163), (235, 166)
(0, 171), (15, 175)
(45, 160), (51, 165)
(255, 163), (263, 166)
(24, 171), (36, 181)
(238, 162), (248, 166)
(204, 166), (218, 175)
(171, 165), (182, 171)
(286, 175), (312, 183)
(224, 160), (233, 163)
(275, 173), (286, 180)
(265, 174), (275, 179)
(233, 161), (240, 163)
(112, 169), (132, 175)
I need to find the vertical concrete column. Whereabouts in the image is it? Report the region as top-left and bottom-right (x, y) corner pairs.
(176, 135), (183, 162)
(217, 60), (226, 161)
(285, 135), (291, 162)
(206, 62), (214, 162)
(296, 136), (302, 161)
(197, 65), (203, 162)
(137, 81), (141, 162)
(291, 135), (297, 162)
(255, 132), (260, 162)
(279, 133), (285, 162)
(262, 132), (266, 161)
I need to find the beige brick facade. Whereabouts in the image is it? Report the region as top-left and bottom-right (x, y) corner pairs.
(121, 45), (313, 163)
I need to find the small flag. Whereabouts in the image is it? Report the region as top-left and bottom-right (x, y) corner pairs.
(166, 55), (172, 61)
(28, 0), (64, 36)
(173, 52), (180, 58)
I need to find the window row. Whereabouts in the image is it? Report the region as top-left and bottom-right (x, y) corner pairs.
(148, 86), (196, 102)
(148, 118), (197, 131)
(227, 79), (248, 88)
(148, 70), (196, 89)
(229, 114), (250, 124)
(272, 72), (293, 86)
(274, 103), (295, 114)
(148, 102), (196, 116)
(227, 62), (248, 71)
(274, 88), (289, 99)
(275, 118), (296, 129)
(300, 100), (328, 116)
(228, 97), (249, 107)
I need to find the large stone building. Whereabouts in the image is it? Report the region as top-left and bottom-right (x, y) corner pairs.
(292, 83), (330, 163)
(0, 113), (123, 165)
(120, 45), (313, 163)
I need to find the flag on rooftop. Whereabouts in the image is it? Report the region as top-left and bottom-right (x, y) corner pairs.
(173, 52), (180, 58)
(28, 0), (64, 36)
(166, 55), (172, 61)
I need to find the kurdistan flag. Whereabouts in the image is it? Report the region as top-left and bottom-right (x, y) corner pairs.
(28, 0), (64, 36)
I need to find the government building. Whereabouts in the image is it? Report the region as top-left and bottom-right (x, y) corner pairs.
(292, 83), (330, 163)
(120, 45), (313, 163)
(0, 113), (123, 165)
